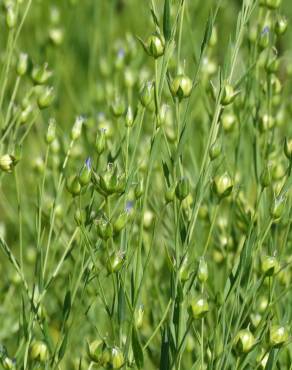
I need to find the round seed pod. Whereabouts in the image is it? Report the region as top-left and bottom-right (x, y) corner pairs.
(270, 196), (285, 220)
(212, 172), (233, 200)
(0, 154), (16, 173)
(30, 341), (49, 362)
(209, 140), (222, 160)
(145, 33), (165, 59)
(233, 329), (255, 354)
(111, 347), (124, 369)
(96, 218), (113, 240)
(189, 295), (209, 319)
(170, 75), (193, 100)
(87, 339), (103, 363)
(261, 256), (279, 276)
(275, 16), (288, 35)
(269, 325), (289, 347)
(175, 177), (190, 201)
(66, 175), (81, 196)
(197, 257), (208, 283)
(221, 84), (237, 106)
(37, 86), (55, 109)
(265, 0), (282, 10)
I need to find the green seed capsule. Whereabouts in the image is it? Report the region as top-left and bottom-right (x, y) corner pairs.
(198, 257), (208, 283)
(17, 53), (29, 76)
(261, 256), (279, 276)
(270, 196), (285, 220)
(30, 341), (49, 362)
(189, 295), (209, 319)
(32, 63), (52, 85)
(209, 140), (221, 160)
(256, 349), (269, 370)
(212, 172), (233, 199)
(87, 339), (103, 363)
(134, 305), (144, 329)
(139, 82), (154, 108)
(260, 165), (271, 188)
(221, 84), (237, 106)
(113, 211), (129, 233)
(0, 154), (16, 173)
(125, 106), (134, 127)
(45, 118), (56, 144)
(79, 158), (92, 186)
(111, 97), (126, 117)
(111, 347), (124, 369)
(95, 129), (107, 155)
(145, 33), (165, 59)
(175, 177), (190, 201)
(37, 86), (55, 109)
(170, 75), (193, 100)
(259, 27), (270, 49)
(2, 357), (15, 370)
(106, 250), (125, 274)
(6, 5), (17, 29)
(66, 175), (81, 196)
(49, 27), (64, 45)
(96, 217), (113, 240)
(233, 329), (255, 354)
(269, 325), (289, 347)
(71, 116), (85, 140)
(165, 185), (175, 203)
(275, 16), (288, 35)
(265, 0), (282, 10)
(221, 112), (236, 132)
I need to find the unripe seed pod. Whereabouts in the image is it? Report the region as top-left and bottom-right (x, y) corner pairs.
(197, 257), (208, 283)
(259, 27), (270, 49)
(170, 75), (193, 100)
(6, 5), (17, 29)
(284, 138), (292, 160)
(113, 211), (129, 233)
(270, 196), (285, 220)
(221, 84), (237, 106)
(221, 112), (236, 132)
(125, 106), (134, 127)
(260, 165), (271, 188)
(20, 105), (33, 124)
(265, 0), (282, 10)
(209, 140), (221, 160)
(2, 357), (15, 370)
(259, 113), (274, 132)
(139, 82), (154, 108)
(49, 27), (64, 46)
(261, 256), (279, 276)
(96, 217), (113, 240)
(17, 53), (29, 76)
(179, 257), (190, 282)
(189, 295), (209, 319)
(175, 177), (190, 201)
(212, 172), (233, 199)
(66, 175), (81, 196)
(32, 63), (52, 85)
(0, 154), (16, 173)
(145, 33), (165, 59)
(233, 329), (255, 354)
(111, 347), (124, 369)
(30, 341), (49, 362)
(71, 116), (85, 140)
(275, 17), (288, 35)
(250, 313), (262, 329)
(87, 339), (103, 363)
(269, 325), (289, 347)
(257, 296), (269, 313)
(165, 185), (175, 203)
(134, 305), (144, 329)
(79, 158), (92, 186)
(45, 118), (56, 144)
(37, 86), (55, 109)
(106, 251), (125, 274)
(99, 347), (111, 367)
(95, 129), (107, 155)
(111, 97), (126, 117)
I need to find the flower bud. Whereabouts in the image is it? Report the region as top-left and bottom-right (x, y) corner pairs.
(233, 329), (255, 354)
(260, 165), (271, 188)
(259, 113), (274, 132)
(212, 172), (233, 199)
(111, 347), (124, 369)
(106, 250), (125, 274)
(269, 325), (289, 347)
(179, 257), (190, 282)
(96, 217), (113, 240)
(71, 116), (85, 140)
(134, 305), (144, 329)
(2, 357), (16, 370)
(270, 196), (285, 220)
(6, 5), (17, 29)
(125, 106), (134, 127)
(45, 118), (56, 144)
(79, 158), (92, 186)
(209, 140), (221, 160)
(111, 96), (126, 117)
(261, 256), (279, 276)
(95, 129), (107, 155)
(32, 63), (52, 85)
(197, 257), (208, 283)
(265, 0), (282, 10)
(30, 341), (49, 362)
(221, 112), (236, 132)
(221, 84), (237, 106)
(145, 33), (165, 59)
(37, 86), (55, 109)
(165, 185), (175, 203)
(284, 138), (292, 160)
(49, 27), (64, 46)
(175, 177), (190, 201)
(0, 154), (16, 173)
(113, 211), (129, 233)
(170, 75), (193, 100)
(275, 16), (288, 35)
(189, 295), (209, 319)
(250, 313), (262, 329)
(66, 175), (81, 196)
(17, 53), (29, 76)
(87, 339), (103, 363)
(259, 27), (270, 49)
(139, 82), (154, 108)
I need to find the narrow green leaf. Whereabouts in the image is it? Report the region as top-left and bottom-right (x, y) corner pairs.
(160, 327), (170, 370)
(63, 290), (71, 322)
(200, 12), (213, 55)
(58, 332), (68, 362)
(163, 0), (171, 41)
(132, 327), (144, 369)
